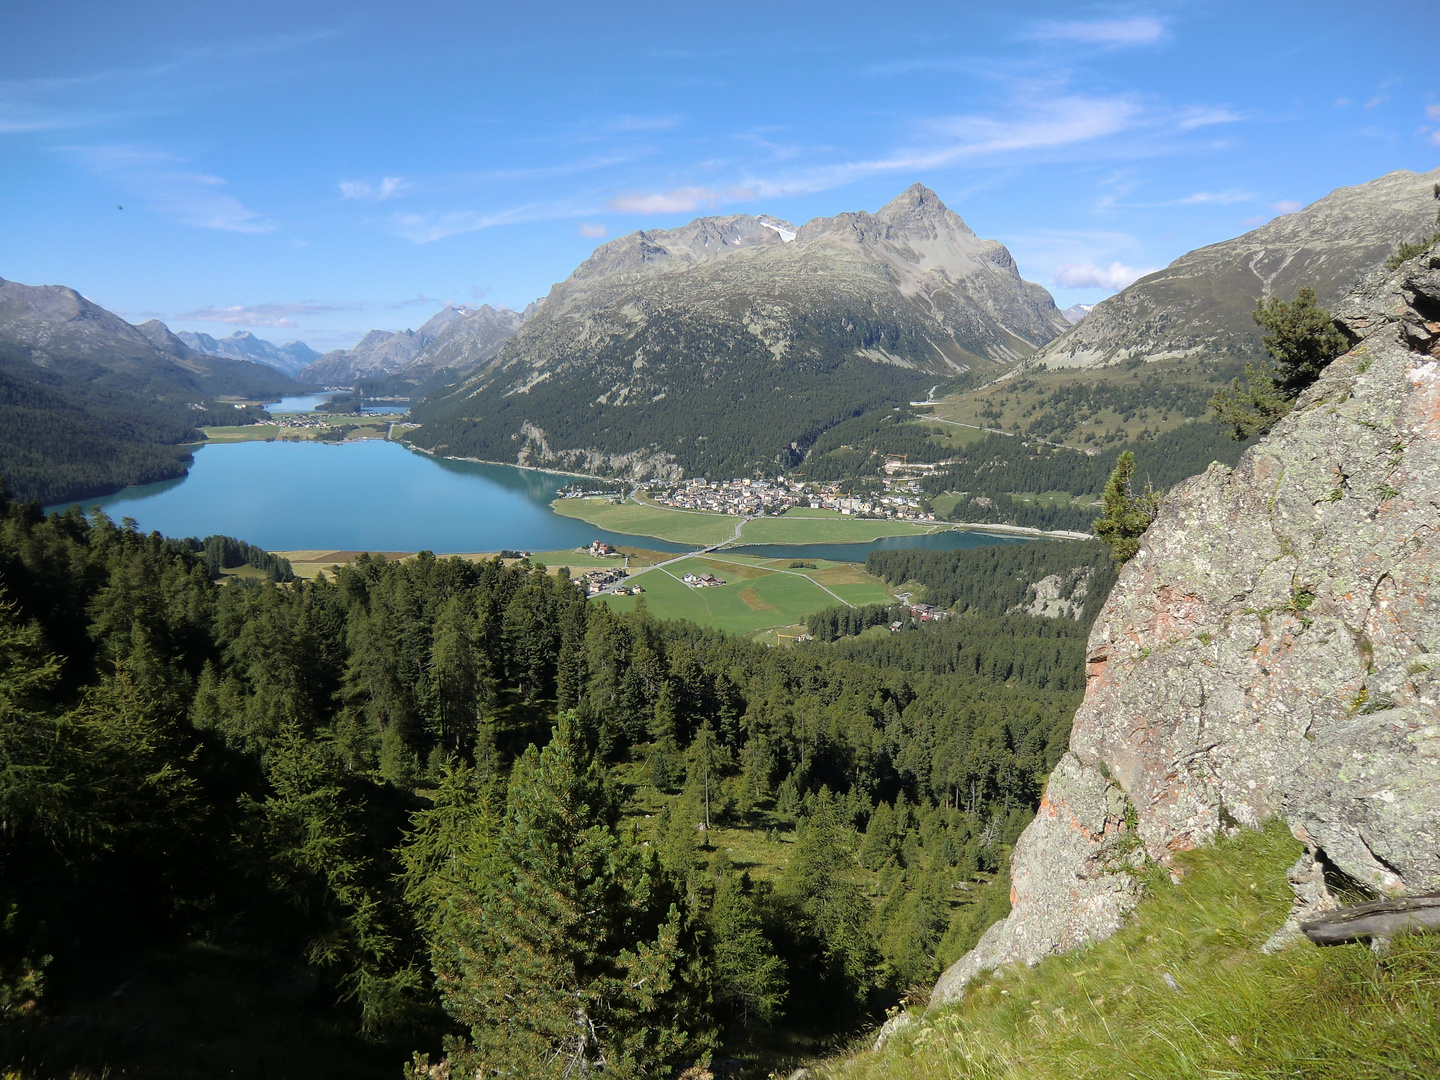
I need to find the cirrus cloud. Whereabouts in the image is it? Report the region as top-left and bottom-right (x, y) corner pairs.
(607, 186), (724, 214)
(339, 176), (408, 201)
(176, 302), (351, 328)
(577, 222), (608, 238)
(1027, 17), (1167, 47)
(73, 145), (275, 233)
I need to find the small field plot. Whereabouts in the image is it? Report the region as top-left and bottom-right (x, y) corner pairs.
(551, 497), (740, 546)
(202, 425), (280, 443)
(602, 557), (845, 635)
(736, 514), (933, 545)
(808, 566), (895, 607)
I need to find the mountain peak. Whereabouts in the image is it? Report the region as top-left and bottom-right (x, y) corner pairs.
(876, 183), (975, 237)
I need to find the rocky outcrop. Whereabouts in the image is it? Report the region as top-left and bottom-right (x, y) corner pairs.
(932, 250), (1440, 1005)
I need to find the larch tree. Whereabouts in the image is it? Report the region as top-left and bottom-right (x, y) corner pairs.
(424, 711), (714, 1078)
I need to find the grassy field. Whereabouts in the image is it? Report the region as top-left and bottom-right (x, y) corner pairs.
(553, 497), (940, 547)
(819, 822), (1440, 1080)
(201, 419), (393, 444)
(737, 514), (935, 545)
(601, 554), (893, 635)
(552, 497), (741, 546)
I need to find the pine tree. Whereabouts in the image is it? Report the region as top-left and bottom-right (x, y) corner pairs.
(1093, 451), (1159, 564)
(427, 594), (479, 755)
(780, 788), (875, 1006)
(686, 721), (723, 831)
(708, 871), (786, 1035)
(245, 724), (424, 1033)
(429, 712), (714, 1077)
(1210, 286), (1347, 439)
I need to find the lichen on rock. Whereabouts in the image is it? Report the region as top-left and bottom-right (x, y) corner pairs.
(931, 252), (1440, 1007)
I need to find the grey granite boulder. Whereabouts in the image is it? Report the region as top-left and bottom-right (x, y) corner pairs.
(932, 251), (1440, 1006)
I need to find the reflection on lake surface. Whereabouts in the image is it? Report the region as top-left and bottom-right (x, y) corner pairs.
(267, 392), (410, 415)
(52, 441), (1029, 559)
(267, 392), (340, 413)
(58, 441), (690, 554)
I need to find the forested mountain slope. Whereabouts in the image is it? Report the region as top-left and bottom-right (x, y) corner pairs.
(0, 277), (295, 505)
(0, 494), (1103, 1077)
(407, 185), (1068, 479)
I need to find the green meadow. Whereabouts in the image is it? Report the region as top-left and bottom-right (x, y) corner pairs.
(551, 496), (741, 546)
(600, 554), (896, 636)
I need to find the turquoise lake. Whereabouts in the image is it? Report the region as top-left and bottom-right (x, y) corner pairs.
(56, 440), (1025, 558)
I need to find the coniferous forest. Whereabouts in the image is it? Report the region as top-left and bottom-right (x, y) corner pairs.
(0, 489), (1100, 1078)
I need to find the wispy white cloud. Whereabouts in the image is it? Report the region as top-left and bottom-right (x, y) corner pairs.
(577, 222), (608, 238)
(75, 145), (276, 233)
(605, 115), (681, 132)
(1429, 104), (1440, 119)
(1271, 199), (1303, 214)
(741, 93), (1144, 199)
(178, 302), (349, 328)
(388, 294), (446, 309)
(1027, 17), (1168, 47)
(608, 186), (724, 214)
(339, 175), (408, 201)
(1174, 189), (1254, 205)
(1175, 105), (1243, 130)
(1053, 260), (1157, 290)
(391, 200), (584, 243)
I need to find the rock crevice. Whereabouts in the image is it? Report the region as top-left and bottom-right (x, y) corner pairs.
(932, 252), (1440, 1006)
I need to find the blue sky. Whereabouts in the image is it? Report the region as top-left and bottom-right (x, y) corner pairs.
(3, 0), (1437, 350)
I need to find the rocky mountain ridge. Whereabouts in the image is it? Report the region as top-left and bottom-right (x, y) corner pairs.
(928, 248), (1440, 1010)
(407, 184), (1068, 479)
(299, 303), (525, 385)
(1032, 167), (1440, 370)
(176, 329), (319, 376)
(0, 276), (298, 400)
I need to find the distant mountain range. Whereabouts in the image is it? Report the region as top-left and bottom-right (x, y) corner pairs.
(407, 184), (1068, 479)
(176, 330), (319, 376)
(1061, 304), (1093, 324)
(0, 277), (299, 504)
(299, 304), (527, 386)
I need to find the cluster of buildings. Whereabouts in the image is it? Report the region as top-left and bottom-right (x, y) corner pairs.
(587, 540), (618, 557)
(582, 567), (634, 596)
(682, 572), (726, 588)
(647, 474), (935, 522)
(906, 603), (949, 622)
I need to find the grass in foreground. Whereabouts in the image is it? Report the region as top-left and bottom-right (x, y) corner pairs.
(821, 822), (1440, 1080)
